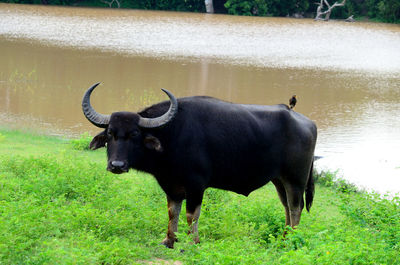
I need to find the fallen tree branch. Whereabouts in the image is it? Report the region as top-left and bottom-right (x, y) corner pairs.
(315, 0), (346, 21)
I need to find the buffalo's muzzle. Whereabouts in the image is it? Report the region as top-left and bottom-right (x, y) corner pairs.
(108, 160), (129, 174)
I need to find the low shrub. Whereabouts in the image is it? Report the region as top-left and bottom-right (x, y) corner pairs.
(314, 170), (359, 193)
(69, 132), (92, 151)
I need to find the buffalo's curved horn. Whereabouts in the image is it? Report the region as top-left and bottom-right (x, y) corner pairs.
(138, 88), (178, 129)
(82, 83), (110, 128)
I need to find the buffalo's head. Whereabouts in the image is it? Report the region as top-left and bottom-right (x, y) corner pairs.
(82, 83), (178, 174)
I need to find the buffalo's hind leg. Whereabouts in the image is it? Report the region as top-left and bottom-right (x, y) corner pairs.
(282, 180), (305, 228)
(272, 178), (290, 227)
(161, 196), (182, 249)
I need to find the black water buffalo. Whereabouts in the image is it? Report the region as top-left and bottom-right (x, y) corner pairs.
(82, 83), (317, 248)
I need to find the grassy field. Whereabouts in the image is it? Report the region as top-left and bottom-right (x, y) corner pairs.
(0, 129), (399, 264)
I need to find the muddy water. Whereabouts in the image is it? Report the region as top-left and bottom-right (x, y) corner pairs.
(0, 4), (399, 193)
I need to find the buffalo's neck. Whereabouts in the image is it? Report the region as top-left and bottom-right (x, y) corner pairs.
(132, 151), (166, 176)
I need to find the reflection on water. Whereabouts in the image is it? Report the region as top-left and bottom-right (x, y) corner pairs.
(0, 4), (399, 193)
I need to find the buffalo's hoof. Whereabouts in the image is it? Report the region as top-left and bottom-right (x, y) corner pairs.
(160, 238), (175, 249)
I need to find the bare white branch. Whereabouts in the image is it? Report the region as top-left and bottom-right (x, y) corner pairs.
(315, 0), (346, 21)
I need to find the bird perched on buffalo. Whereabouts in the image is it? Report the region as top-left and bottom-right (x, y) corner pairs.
(289, 95), (297, 109)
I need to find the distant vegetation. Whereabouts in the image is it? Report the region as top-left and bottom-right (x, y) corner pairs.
(1, 0), (399, 23)
(0, 129), (399, 264)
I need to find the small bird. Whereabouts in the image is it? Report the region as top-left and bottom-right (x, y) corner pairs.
(289, 95), (297, 109)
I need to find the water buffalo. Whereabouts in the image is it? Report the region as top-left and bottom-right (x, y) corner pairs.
(82, 83), (317, 248)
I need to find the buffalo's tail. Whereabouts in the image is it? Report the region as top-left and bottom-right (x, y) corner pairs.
(305, 160), (315, 212)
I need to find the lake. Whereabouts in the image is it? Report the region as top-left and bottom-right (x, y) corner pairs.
(0, 3), (399, 193)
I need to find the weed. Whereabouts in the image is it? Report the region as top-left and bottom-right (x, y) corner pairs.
(314, 170), (359, 193)
(69, 132), (92, 151)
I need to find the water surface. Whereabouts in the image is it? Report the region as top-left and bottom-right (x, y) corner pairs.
(1, 4), (399, 193)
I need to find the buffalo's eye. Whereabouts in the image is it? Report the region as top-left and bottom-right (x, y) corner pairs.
(107, 129), (114, 138)
(129, 130), (140, 138)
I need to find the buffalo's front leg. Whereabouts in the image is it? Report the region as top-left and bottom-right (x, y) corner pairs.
(186, 189), (204, 244)
(186, 204), (202, 244)
(161, 196), (182, 248)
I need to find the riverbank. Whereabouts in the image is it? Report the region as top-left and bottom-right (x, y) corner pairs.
(0, 128), (399, 264)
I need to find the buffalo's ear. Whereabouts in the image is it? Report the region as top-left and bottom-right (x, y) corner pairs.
(144, 135), (163, 152)
(90, 131), (107, 150)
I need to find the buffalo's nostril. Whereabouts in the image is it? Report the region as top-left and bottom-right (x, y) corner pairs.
(111, 160), (125, 168)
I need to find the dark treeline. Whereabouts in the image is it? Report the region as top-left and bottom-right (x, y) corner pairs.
(1, 0), (399, 23)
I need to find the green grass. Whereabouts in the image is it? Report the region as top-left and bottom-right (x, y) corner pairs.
(0, 129), (399, 264)
(0, 128), (105, 163)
